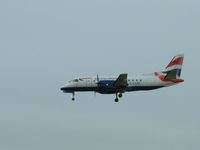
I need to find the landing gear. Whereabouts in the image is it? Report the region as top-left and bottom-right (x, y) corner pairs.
(118, 93), (123, 98)
(71, 92), (75, 101)
(115, 98), (119, 102)
(114, 93), (119, 102)
(114, 93), (123, 102)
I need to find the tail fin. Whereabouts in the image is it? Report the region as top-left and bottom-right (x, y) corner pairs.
(165, 54), (184, 77)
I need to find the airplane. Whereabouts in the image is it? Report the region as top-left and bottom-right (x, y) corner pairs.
(61, 54), (184, 102)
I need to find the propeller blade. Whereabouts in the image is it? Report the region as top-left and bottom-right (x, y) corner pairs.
(97, 73), (99, 82)
(94, 91), (96, 97)
(97, 73), (100, 87)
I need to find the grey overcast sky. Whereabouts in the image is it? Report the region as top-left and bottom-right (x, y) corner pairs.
(0, 0), (200, 150)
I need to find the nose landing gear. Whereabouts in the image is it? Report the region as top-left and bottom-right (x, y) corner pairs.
(71, 92), (75, 101)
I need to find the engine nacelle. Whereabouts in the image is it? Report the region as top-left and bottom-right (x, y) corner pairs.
(98, 80), (115, 89)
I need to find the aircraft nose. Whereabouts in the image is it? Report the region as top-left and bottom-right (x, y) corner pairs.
(60, 86), (70, 92)
(60, 87), (66, 91)
(60, 84), (74, 92)
(60, 83), (70, 91)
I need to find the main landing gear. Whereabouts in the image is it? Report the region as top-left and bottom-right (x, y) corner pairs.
(115, 93), (123, 102)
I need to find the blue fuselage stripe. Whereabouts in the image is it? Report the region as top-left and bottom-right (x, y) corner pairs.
(61, 86), (164, 94)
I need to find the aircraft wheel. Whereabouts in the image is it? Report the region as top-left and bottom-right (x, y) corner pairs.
(72, 98), (75, 101)
(118, 93), (123, 98)
(115, 98), (119, 102)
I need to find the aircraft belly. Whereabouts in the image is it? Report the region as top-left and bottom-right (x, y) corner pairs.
(96, 87), (126, 94)
(126, 86), (164, 92)
(61, 86), (98, 92)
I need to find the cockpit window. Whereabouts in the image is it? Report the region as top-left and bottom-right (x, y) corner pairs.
(73, 79), (79, 82)
(69, 78), (84, 82)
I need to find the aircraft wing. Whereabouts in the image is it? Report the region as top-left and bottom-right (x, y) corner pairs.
(114, 73), (128, 87)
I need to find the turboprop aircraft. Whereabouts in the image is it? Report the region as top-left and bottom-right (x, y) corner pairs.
(61, 54), (184, 102)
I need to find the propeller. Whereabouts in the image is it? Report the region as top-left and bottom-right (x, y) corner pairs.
(97, 73), (99, 83)
(94, 73), (100, 96)
(96, 73), (101, 86)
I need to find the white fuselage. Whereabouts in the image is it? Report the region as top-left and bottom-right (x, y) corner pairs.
(61, 74), (176, 94)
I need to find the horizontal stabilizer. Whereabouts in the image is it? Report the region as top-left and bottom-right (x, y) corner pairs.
(164, 70), (177, 80)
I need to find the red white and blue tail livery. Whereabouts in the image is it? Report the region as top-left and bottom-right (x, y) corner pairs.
(61, 54), (184, 102)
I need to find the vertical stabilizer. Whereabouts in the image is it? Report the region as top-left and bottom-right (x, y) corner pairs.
(165, 54), (184, 77)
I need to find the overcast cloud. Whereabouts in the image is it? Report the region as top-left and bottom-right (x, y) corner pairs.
(0, 0), (200, 150)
